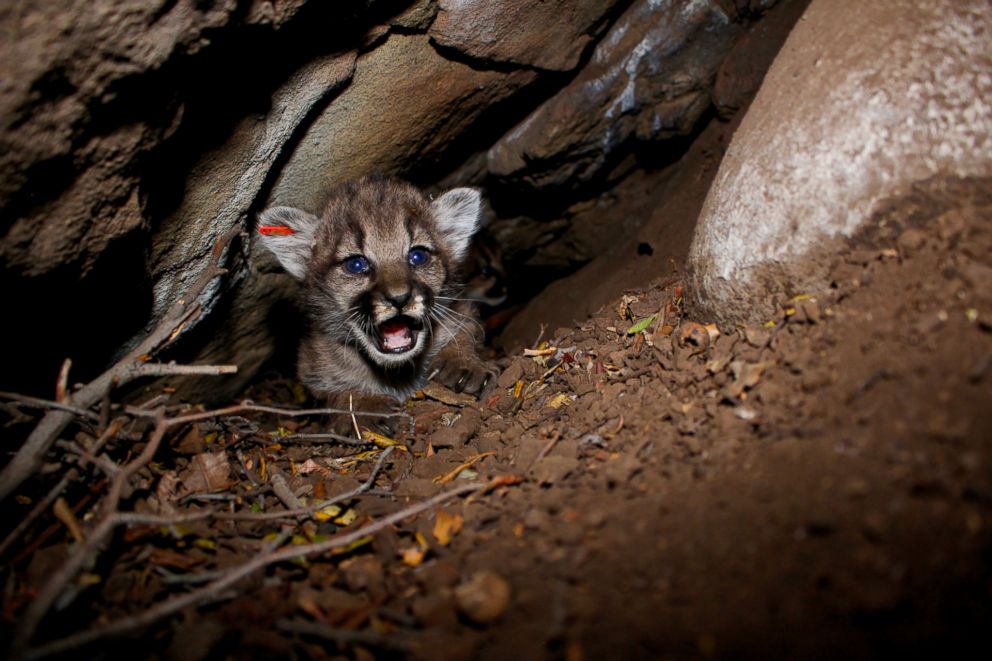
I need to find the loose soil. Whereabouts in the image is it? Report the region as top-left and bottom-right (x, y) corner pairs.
(3, 177), (991, 659)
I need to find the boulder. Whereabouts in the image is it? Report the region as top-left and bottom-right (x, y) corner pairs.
(687, 0), (992, 325)
(148, 52), (356, 320)
(0, 0), (317, 394)
(486, 0), (744, 190)
(0, 0), (310, 277)
(429, 0), (623, 71)
(269, 32), (537, 212)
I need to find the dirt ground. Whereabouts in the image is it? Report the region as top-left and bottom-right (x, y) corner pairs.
(3, 176), (992, 659)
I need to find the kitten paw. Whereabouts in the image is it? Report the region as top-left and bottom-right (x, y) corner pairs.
(432, 357), (500, 396)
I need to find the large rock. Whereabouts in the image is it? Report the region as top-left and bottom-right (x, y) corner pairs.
(0, 0), (309, 277)
(148, 53), (356, 320)
(486, 0), (745, 190)
(134, 53), (357, 397)
(269, 33), (537, 212)
(0, 0), (319, 394)
(687, 0), (992, 325)
(429, 0), (623, 71)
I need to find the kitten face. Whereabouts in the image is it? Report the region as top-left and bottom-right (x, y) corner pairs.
(258, 176), (482, 395)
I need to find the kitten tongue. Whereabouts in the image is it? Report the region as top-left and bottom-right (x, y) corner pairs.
(380, 319), (414, 351)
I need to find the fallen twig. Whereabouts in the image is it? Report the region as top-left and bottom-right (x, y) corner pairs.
(8, 440), (397, 657)
(0, 418), (125, 558)
(268, 432), (370, 445)
(0, 472), (75, 559)
(132, 401), (412, 427)
(433, 451), (497, 485)
(0, 228), (240, 503)
(11, 410), (169, 655)
(22, 481), (486, 660)
(0, 392), (101, 423)
(268, 466), (304, 510)
(131, 363), (238, 378)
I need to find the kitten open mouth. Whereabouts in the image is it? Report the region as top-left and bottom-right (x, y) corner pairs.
(376, 317), (420, 353)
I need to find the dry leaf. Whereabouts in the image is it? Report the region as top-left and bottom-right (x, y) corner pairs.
(678, 322), (711, 350)
(314, 504), (343, 522)
(616, 294), (638, 321)
(433, 451), (496, 485)
(156, 471), (181, 507)
(297, 458), (330, 476)
(421, 383), (477, 407)
(481, 474), (524, 494)
(334, 508), (358, 526)
(53, 497), (84, 543)
(179, 452), (234, 494)
(401, 532), (430, 567)
(361, 429), (406, 449)
(433, 510), (464, 546)
(175, 425), (205, 455)
(523, 347), (557, 357)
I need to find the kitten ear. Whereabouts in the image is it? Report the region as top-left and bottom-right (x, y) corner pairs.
(432, 187), (481, 263)
(256, 206), (320, 279)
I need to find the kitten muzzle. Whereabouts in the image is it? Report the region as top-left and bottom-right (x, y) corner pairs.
(376, 316), (422, 353)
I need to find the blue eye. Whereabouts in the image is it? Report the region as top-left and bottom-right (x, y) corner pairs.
(344, 255), (370, 274)
(408, 247), (430, 267)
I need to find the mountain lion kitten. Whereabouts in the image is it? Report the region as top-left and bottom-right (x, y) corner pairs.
(258, 176), (498, 431)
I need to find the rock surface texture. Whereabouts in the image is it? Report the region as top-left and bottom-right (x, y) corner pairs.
(429, 0), (624, 71)
(486, 0), (747, 190)
(687, 0), (992, 325)
(0, 0), (805, 397)
(269, 32), (537, 211)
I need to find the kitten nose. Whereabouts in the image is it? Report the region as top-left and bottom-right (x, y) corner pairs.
(385, 290), (412, 310)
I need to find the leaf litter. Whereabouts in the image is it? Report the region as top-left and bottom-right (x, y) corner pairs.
(3, 183), (992, 658)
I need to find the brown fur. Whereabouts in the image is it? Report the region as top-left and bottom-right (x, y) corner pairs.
(258, 176), (497, 430)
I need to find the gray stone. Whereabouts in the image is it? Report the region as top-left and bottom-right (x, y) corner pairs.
(270, 33), (537, 212)
(0, 0), (312, 277)
(687, 0), (992, 325)
(140, 53), (356, 397)
(148, 52), (356, 320)
(391, 0), (438, 31)
(430, 0), (623, 71)
(0, 2), (233, 274)
(487, 0), (742, 190)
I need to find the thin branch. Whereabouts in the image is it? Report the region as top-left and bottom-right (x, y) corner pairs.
(268, 466), (304, 510)
(23, 482), (485, 660)
(146, 447), (397, 526)
(260, 432), (370, 446)
(55, 441), (119, 479)
(0, 472), (75, 558)
(130, 363), (238, 378)
(10, 410), (169, 655)
(0, 418), (125, 558)
(0, 392), (100, 423)
(0, 228), (241, 503)
(9, 441), (396, 657)
(217, 446), (395, 522)
(134, 401), (412, 428)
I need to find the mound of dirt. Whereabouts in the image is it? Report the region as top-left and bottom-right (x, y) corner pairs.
(5, 176), (991, 658)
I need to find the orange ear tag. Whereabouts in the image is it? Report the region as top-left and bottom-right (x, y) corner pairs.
(258, 225), (295, 236)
